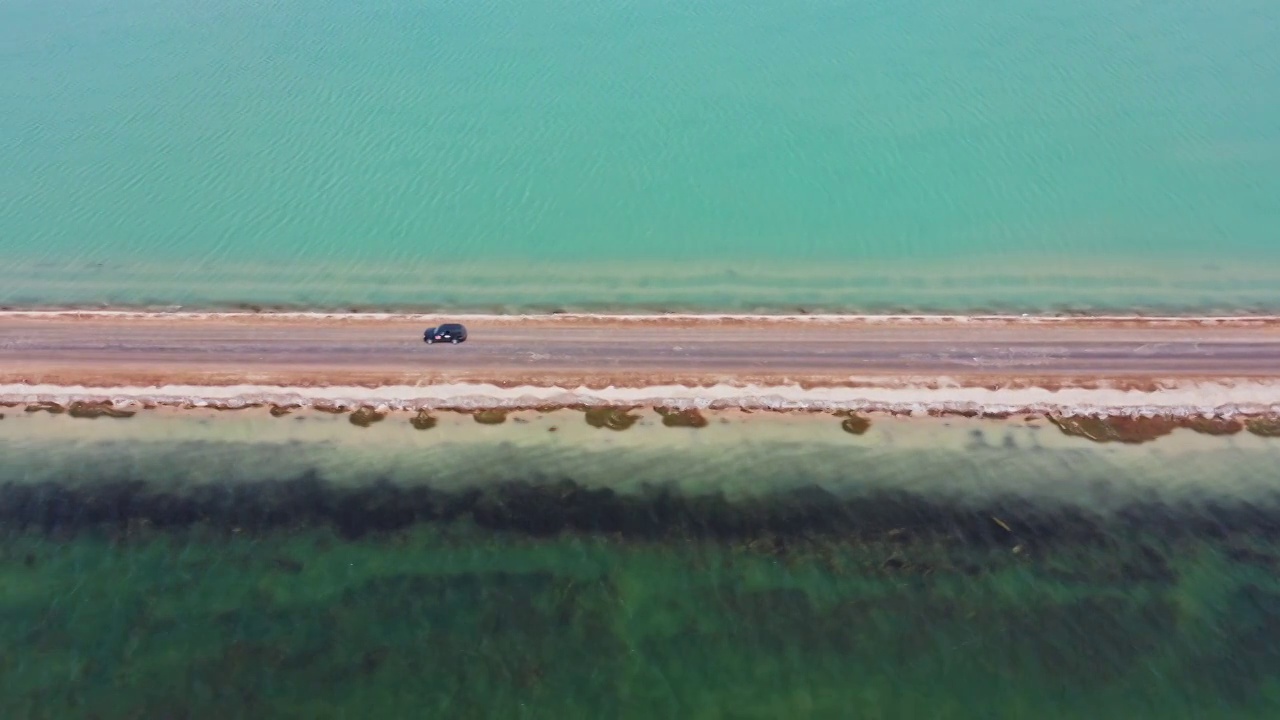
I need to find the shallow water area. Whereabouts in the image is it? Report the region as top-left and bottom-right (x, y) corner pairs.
(5, 410), (1280, 715)
(5, 407), (1280, 499)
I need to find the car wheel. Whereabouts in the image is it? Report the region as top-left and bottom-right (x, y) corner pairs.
(451, 338), (458, 344)
(426, 339), (433, 344)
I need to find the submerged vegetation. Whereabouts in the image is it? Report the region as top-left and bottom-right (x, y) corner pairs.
(1185, 416), (1245, 435)
(3, 412), (1280, 715)
(11, 401), (1280, 446)
(24, 401), (66, 414)
(348, 407), (386, 427)
(1048, 415), (1179, 443)
(584, 407), (640, 431)
(1247, 418), (1280, 437)
(655, 407), (708, 428)
(472, 409), (508, 425)
(4, 470), (1280, 717)
(409, 410), (438, 430)
(839, 413), (872, 435)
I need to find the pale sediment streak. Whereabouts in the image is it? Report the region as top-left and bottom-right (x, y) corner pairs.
(3, 310), (1280, 325)
(4, 380), (1280, 417)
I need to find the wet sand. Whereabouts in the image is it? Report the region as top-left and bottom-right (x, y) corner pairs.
(2, 312), (1280, 414)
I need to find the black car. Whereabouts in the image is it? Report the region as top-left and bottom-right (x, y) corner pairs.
(424, 322), (468, 344)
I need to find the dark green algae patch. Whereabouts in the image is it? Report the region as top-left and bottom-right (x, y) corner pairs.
(6, 475), (1280, 716)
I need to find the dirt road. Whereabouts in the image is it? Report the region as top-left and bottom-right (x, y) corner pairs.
(2, 313), (1278, 387)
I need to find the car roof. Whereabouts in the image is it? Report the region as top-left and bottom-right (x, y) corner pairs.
(438, 322), (464, 329)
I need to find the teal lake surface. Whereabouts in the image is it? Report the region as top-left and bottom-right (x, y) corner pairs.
(3, 0), (1279, 312)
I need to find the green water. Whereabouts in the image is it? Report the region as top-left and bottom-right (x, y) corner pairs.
(7, 523), (1280, 718)
(4, 416), (1280, 716)
(5, 462), (1280, 717)
(3, 0), (1279, 312)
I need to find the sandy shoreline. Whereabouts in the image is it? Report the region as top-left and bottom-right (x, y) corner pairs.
(4, 379), (1280, 419)
(6, 308), (1280, 328)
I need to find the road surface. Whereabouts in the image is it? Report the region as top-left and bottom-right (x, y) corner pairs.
(1, 314), (1279, 387)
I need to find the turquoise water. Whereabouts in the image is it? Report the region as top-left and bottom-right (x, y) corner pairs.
(3, 0), (1279, 312)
